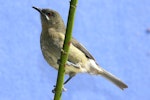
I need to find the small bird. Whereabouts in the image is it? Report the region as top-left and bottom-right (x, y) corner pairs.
(33, 6), (128, 90)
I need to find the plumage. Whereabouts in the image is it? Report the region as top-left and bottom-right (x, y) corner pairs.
(33, 6), (128, 90)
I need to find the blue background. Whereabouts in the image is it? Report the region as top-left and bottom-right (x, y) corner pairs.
(0, 0), (150, 100)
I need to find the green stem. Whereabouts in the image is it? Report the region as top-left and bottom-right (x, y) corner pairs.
(53, 0), (78, 100)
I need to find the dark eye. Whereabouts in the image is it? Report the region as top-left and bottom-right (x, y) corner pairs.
(47, 12), (55, 17)
(46, 12), (51, 16)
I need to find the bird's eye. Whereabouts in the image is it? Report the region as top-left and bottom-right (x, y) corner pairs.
(47, 12), (52, 16)
(46, 12), (55, 17)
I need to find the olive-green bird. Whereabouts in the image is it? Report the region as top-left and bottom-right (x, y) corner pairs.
(33, 6), (128, 90)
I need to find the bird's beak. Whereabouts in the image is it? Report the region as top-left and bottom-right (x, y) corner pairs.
(32, 6), (42, 14)
(32, 6), (50, 21)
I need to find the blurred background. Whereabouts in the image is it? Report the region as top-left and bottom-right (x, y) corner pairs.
(0, 0), (150, 100)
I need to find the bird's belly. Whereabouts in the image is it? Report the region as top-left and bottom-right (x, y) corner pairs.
(40, 36), (88, 74)
(41, 45), (87, 74)
(41, 42), (60, 68)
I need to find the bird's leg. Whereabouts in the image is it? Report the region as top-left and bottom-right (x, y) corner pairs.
(52, 74), (75, 93)
(64, 74), (75, 84)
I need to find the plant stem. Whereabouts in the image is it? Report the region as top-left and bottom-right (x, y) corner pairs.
(53, 0), (78, 100)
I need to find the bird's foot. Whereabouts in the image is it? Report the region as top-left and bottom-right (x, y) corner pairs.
(57, 59), (61, 65)
(52, 85), (67, 93)
(61, 49), (67, 55)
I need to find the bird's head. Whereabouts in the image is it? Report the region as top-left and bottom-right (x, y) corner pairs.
(33, 6), (65, 32)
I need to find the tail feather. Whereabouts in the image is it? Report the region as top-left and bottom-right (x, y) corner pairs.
(100, 69), (128, 90)
(87, 59), (128, 90)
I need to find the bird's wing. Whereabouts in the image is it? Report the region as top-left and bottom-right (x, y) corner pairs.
(71, 38), (95, 61)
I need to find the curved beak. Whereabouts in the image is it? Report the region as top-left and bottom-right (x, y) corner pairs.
(32, 6), (42, 14)
(32, 6), (50, 21)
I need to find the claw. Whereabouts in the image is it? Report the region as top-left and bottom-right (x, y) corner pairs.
(61, 49), (67, 55)
(62, 86), (67, 92)
(52, 85), (67, 93)
(57, 59), (61, 65)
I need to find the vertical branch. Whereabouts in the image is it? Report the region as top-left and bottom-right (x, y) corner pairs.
(53, 0), (78, 100)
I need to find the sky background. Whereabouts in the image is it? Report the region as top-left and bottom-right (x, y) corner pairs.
(0, 0), (150, 100)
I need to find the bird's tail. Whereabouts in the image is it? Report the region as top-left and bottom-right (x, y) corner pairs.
(100, 68), (128, 90)
(86, 59), (127, 90)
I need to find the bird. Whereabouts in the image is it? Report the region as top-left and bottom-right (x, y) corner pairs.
(32, 6), (128, 90)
